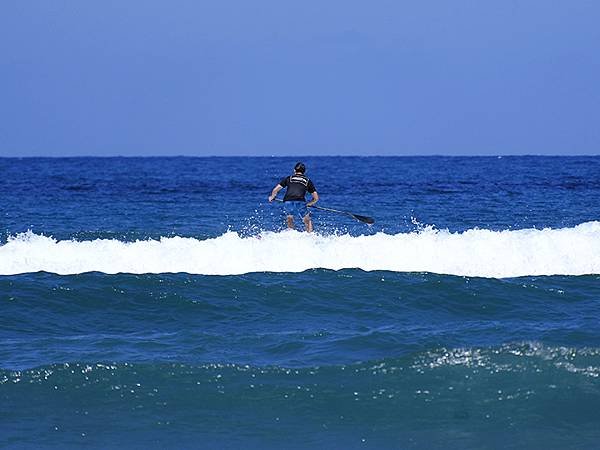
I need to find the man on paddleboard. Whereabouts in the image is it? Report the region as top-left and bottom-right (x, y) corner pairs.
(268, 162), (319, 232)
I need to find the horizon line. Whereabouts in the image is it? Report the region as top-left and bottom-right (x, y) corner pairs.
(1, 153), (599, 159)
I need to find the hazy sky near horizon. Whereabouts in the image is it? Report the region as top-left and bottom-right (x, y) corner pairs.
(1, 1), (599, 157)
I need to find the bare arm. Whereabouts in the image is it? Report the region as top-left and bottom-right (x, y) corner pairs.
(306, 191), (319, 207)
(268, 184), (283, 202)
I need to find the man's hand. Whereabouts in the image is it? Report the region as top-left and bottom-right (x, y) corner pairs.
(269, 184), (283, 202)
(306, 191), (319, 208)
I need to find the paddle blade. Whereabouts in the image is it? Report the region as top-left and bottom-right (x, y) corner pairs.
(351, 214), (375, 224)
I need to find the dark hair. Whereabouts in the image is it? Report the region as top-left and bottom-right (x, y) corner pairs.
(294, 162), (306, 173)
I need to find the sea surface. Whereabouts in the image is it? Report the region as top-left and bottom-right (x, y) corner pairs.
(1, 156), (600, 449)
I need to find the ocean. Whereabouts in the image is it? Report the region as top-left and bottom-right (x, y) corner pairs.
(1, 156), (600, 449)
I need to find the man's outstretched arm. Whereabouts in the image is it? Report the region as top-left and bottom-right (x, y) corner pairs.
(268, 184), (283, 202)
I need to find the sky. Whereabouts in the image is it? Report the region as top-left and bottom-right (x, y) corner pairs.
(1, 0), (599, 156)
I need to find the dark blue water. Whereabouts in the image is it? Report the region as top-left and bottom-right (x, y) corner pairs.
(2, 156), (600, 449)
(2, 156), (599, 240)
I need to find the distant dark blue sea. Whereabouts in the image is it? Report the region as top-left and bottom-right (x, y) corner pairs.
(2, 156), (600, 449)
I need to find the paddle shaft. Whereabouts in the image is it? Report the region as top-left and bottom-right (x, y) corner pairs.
(272, 199), (374, 224)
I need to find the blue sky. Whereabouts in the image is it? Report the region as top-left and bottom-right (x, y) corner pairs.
(1, 1), (599, 156)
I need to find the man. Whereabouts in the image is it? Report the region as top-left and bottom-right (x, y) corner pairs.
(268, 162), (319, 232)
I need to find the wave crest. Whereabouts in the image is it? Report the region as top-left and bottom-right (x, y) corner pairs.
(2, 222), (600, 277)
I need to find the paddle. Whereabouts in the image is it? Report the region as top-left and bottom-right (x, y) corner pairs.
(273, 199), (374, 224)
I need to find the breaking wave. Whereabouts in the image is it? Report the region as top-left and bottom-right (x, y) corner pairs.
(2, 221), (600, 278)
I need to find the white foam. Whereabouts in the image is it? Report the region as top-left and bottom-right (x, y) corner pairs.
(1, 222), (600, 278)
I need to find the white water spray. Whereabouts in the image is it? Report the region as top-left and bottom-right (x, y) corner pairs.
(1, 222), (600, 278)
